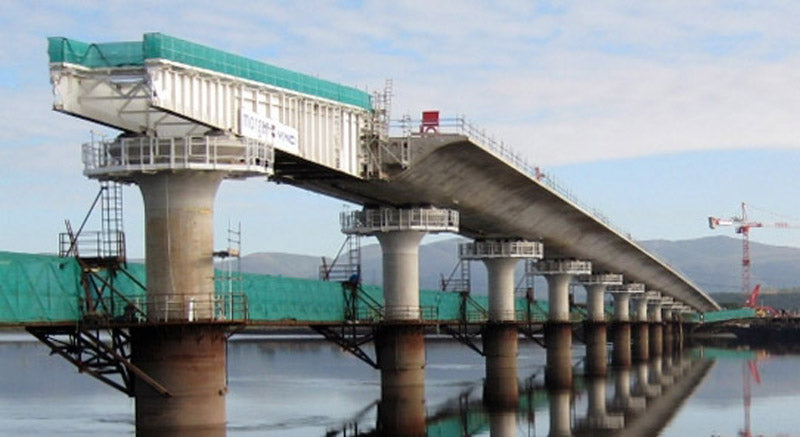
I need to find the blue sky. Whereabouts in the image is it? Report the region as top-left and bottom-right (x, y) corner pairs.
(1, 1), (800, 259)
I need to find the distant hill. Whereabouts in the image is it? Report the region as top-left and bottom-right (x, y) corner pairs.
(231, 235), (800, 295)
(639, 236), (800, 292)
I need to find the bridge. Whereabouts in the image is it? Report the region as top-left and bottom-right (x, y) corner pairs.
(37, 32), (725, 433)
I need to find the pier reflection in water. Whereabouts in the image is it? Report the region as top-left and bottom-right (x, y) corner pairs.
(5, 332), (798, 436)
(330, 330), (713, 437)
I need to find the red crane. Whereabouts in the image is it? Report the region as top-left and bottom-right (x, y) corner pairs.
(708, 202), (799, 298)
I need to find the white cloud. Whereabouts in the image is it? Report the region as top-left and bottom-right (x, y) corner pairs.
(3, 1), (800, 256)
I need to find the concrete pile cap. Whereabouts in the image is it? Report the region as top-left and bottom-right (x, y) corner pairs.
(533, 259), (592, 275)
(607, 283), (645, 294)
(578, 273), (623, 285)
(340, 206), (459, 235)
(458, 239), (543, 260)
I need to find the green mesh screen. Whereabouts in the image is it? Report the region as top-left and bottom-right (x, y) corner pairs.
(0, 251), (564, 324)
(0, 251), (82, 323)
(47, 33), (372, 111)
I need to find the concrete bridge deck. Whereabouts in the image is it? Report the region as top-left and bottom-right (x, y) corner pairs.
(277, 132), (719, 312)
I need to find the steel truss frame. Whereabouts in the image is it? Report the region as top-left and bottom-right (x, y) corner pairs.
(26, 324), (170, 398)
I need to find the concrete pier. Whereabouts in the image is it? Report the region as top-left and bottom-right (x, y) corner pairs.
(483, 324), (520, 406)
(461, 239), (541, 394)
(608, 283), (644, 369)
(537, 259), (591, 391)
(132, 325), (227, 436)
(376, 325), (426, 437)
(579, 274), (622, 377)
(342, 206), (457, 437)
(648, 300), (664, 359)
(77, 133), (274, 433)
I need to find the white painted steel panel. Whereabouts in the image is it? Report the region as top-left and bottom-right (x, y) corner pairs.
(51, 60), (371, 178)
(147, 60), (370, 178)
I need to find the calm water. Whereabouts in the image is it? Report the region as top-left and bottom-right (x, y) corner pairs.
(0, 332), (798, 436)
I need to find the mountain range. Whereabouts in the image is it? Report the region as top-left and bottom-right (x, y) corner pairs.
(231, 235), (800, 294)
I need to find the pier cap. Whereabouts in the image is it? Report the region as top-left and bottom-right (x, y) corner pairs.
(578, 273), (623, 286)
(340, 206), (459, 235)
(607, 283), (645, 294)
(534, 259), (592, 275)
(458, 239), (543, 260)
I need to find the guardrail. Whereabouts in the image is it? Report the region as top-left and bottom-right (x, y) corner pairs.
(82, 134), (274, 176)
(81, 292), (249, 323)
(340, 207), (459, 234)
(59, 230), (125, 259)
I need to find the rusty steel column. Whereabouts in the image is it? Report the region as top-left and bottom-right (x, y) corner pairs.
(545, 323), (573, 390)
(633, 321), (650, 363)
(584, 323), (608, 377)
(484, 333), (519, 437)
(132, 325), (227, 436)
(612, 322), (632, 368)
(649, 301), (664, 359)
(483, 324), (519, 407)
(376, 325), (426, 437)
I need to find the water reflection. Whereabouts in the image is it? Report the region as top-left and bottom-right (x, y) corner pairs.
(330, 338), (714, 436)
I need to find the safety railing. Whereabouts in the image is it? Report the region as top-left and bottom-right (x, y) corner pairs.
(59, 230), (126, 260)
(383, 305), (439, 321)
(534, 259), (593, 275)
(81, 292), (249, 324)
(459, 240), (543, 259)
(82, 134), (274, 176)
(340, 207), (459, 234)
(390, 116), (633, 242)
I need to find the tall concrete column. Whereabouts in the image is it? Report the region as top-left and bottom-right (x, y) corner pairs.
(580, 274), (622, 323)
(341, 207), (459, 321)
(375, 230), (427, 319)
(137, 172), (225, 320)
(460, 239), (543, 321)
(536, 259), (592, 323)
(536, 259), (591, 390)
(608, 283), (644, 369)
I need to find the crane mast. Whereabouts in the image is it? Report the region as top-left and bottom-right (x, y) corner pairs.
(708, 202), (799, 299)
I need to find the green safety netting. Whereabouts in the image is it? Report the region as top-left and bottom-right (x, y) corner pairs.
(48, 33), (372, 111)
(686, 307), (756, 323)
(0, 251), (82, 323)
(0, 251), (595, 324)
